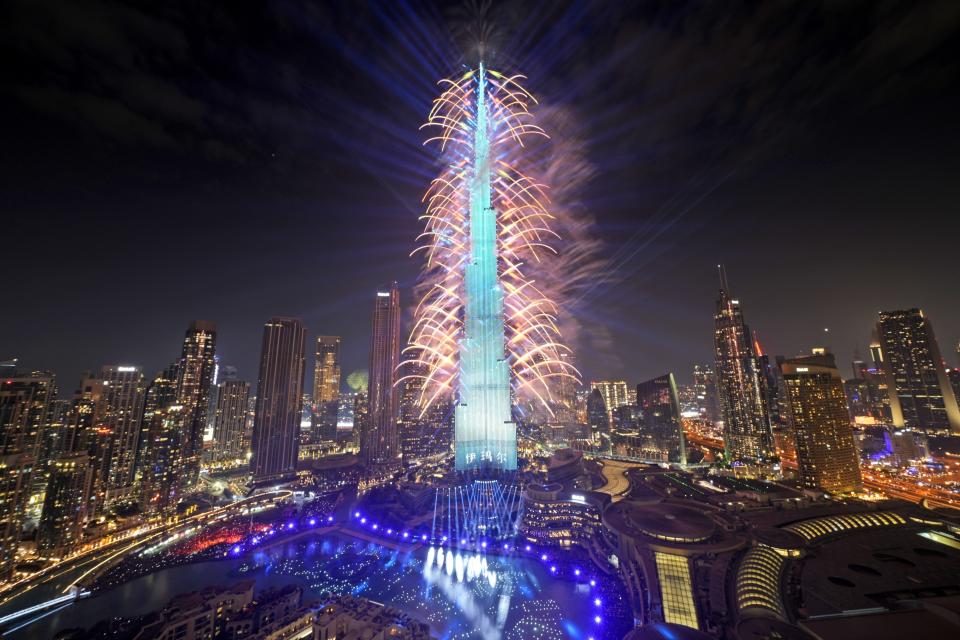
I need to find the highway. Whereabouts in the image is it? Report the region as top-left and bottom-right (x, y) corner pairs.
(0, 490), (293, 612)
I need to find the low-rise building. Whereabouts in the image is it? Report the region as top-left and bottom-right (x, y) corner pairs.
(519, 483), (609, 549)
(312, 595), (431, 640)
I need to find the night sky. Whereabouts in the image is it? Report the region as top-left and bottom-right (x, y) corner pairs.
(2, 0), (959, 394)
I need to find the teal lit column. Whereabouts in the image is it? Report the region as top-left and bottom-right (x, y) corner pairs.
(454, 64), (517, 472)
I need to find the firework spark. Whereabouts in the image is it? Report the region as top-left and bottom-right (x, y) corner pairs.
(402, 66), (580, 420)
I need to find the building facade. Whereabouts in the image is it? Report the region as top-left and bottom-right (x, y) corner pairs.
(174, 321), (218, 488)
(213, 379), (251, 462)
(363, 284), (401, 468)
(713, 281), (773, 462)
(138, 363), (181, 513)
(36, 451), (90, 554)
(636, 374), (687, 464)
(312, 336), (341, 444)
(99, 365), (146, 501)
(780, 353), (862, 494)
(251, 317), (306, 482)
(876, 308), (960, 434)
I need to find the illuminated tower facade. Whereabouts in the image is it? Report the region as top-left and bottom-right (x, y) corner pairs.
(876, 308), (960, 434)
(174, 320), (217, 487)
(780, 353), (862, 494)
(363, 284), (401, 468)
(713, 273), (773, 462)
(590, 381), (630, 427)
(99, 365), (145, 499)
(406, 64), (577, 477)
(312, 336), (341, 442)
(252, 317), (306, 481)
(636, 374), (687, 464)
(453, 66), (515, 473)
(213, 379), (250, 462)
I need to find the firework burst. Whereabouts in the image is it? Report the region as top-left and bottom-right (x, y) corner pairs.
(402, 66), (580, 420)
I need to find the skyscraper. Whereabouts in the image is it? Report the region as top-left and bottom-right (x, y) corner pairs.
(0, 371), (57, 460)
(587, 388), (609, 450)
(0, 370), (57, 576)
(251, 317), (306, 482)
(780, 352), (862, 494)
(139, 363), (181, 513)
(691, 364), (720, 425)
(876, 309), (960, 434)
(590, 381), (630, 420)
(99, 365), (145, 501)
(312, 336), (341, 443)
(398, 348), (452, 462)
(212, 380), (251, 462)
(636, 374), (687, 464)
(313, 336), (341, 404)
(363, 284), (401, 468)
(37, 452), (90, 555)
(713, 272), (773, 462)
(174, 321), (217, 487)
(0, 452), (33, 580)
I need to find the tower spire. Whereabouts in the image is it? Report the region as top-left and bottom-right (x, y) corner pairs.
(717, 263), (730, 291)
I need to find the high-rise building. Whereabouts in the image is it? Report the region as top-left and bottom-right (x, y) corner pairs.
(587, 388), (609, 450)
(0, 452), (34, 580)
(213, 380), (251, 462)
(875, 309), (960, 434)
(0, 371), (57, 460)
(37, 452), (90, 555)
(251, 318), (306, 482)
(352, 392), (368, 450)
(312, 336), (341, 443)
(691, 364), (720, 425)
(363, 284), (401, 468)
(398, 349), (452, 462)
(590, 381), (630, 420)
(949, 368), (960, 415)
(713, 274), (773, 462)
(99, 365), (145, 501)
(313, 336), (341, 404)
(780, 352), (862, 494)
(0, 370), (57, 575)
(139, 363), (181, 513)
(636, 374), (687, 464)
(174, 321), (218, 487)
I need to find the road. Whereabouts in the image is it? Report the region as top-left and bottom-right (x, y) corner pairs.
(0, 490), (293, 612)
(596, 459), (639, 502)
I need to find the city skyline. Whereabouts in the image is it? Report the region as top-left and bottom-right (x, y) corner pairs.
(2, 2), (958, 389)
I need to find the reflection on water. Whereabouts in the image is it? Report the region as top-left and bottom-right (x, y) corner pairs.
(12, 533), (608, 640)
